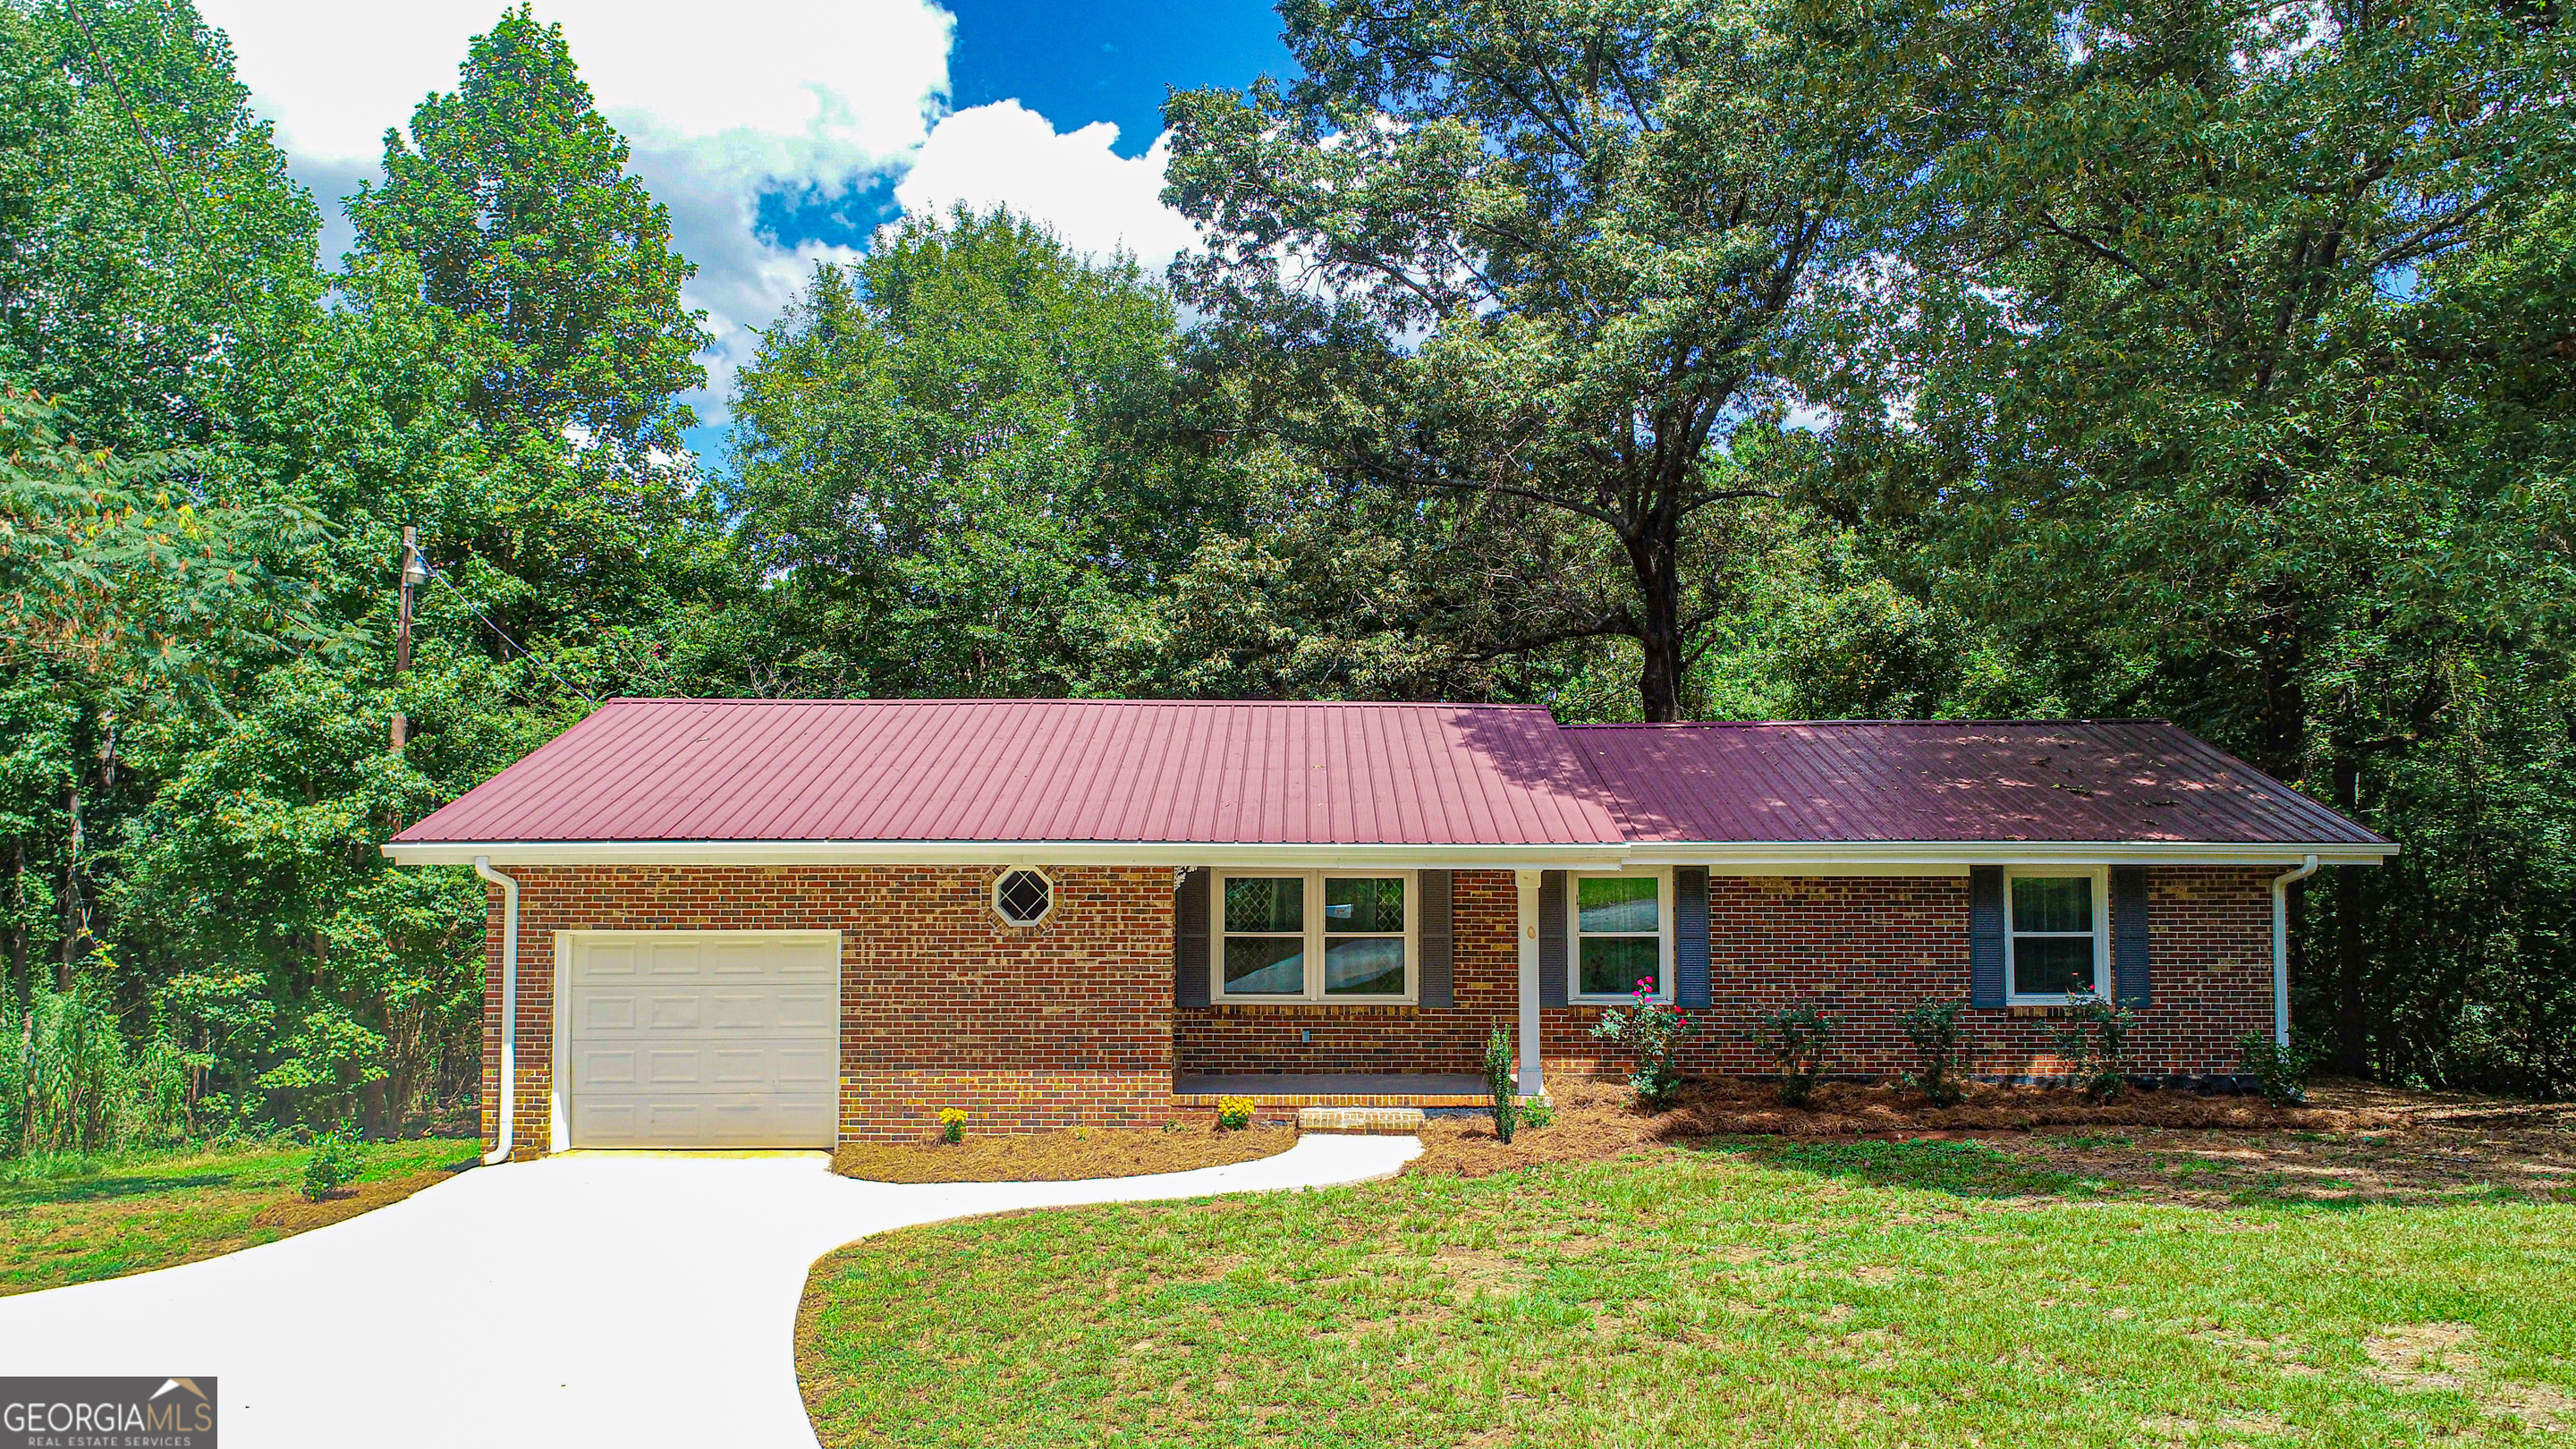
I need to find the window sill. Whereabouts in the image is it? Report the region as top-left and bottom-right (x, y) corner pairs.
(1197, 1000), (1421, 1016)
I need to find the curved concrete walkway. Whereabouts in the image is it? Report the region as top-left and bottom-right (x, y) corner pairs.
(0, 1135), (1420, 1447)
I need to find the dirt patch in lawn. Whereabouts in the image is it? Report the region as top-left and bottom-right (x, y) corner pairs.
(1409, 1075), (2576, 1206)
(250, 1166), (466, 1233)
(832, 1126), (1295, 1183)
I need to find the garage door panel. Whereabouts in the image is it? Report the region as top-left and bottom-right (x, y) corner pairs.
(774, 991), (835, 1030)
(576, 1049), (637, 1089)
(565, 932), (838, 1148)
(774, 1047), (833, 1088)
(583, 996), (636, 1030)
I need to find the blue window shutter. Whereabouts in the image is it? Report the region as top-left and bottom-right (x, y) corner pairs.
(2111, 865), (2151, 1008)
(1674, 867), (1711, 1009)
(1970, 866), (2006, 1008)
(1418, 869), (1453, 1008)
(1174, 869), (1210, 1008)
(1538, 870), (1568, 1007)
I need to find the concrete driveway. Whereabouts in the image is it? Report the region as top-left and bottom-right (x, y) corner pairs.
(0, 1135), (1419, 1447)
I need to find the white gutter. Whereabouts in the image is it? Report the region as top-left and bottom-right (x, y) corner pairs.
(472, 856), (520, 1165)
(386, 837), (2393, 869)
(2270, 854), (2321, 1047)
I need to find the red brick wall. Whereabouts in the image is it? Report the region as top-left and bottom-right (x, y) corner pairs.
(476, 862), (2280, 1154)
(1175, 868), (2276, 1082)
(479, 865), (1176, 1151)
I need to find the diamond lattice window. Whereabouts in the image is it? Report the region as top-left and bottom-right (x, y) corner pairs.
(995, 869), (1054, 926)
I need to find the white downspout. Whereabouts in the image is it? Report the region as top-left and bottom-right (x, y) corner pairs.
(473, 856), (519, 1165)
(2270, 854), (2320, 1048)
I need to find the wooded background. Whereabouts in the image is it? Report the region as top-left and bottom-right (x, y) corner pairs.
(4, 0), (2568, 1148)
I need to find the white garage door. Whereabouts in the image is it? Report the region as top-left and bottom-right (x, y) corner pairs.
(564, 931), (839, 1148)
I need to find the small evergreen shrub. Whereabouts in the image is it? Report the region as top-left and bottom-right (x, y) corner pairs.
(2054, 992), (2134, 1101)
(1897, 997), (1971, 1106)
(1481, 1028), (1520, 1144)
(937, 1107), (968, 1143)
(1216, 1097), (1255, 1131)
(1752, 1000), (1836, 1106)
(2238, 1032), (2315, 1105)
(300, 1129), (360, 1202)
(1519, 1097), (1555, 1130)
(1589, 982), (1698, 1110)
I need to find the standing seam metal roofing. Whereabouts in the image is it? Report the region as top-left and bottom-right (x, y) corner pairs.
(391, 702), (2388, 849)
(391, 699), (1628, 847)
(1562, 720), (2389, 845)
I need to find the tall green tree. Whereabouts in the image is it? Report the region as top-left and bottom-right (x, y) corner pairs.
(1813, 0), (2576, 1085)
(725, 207), (1219, 697)
(0, 0), (321, 450)
(1160, 0), (1949, 718)
(348, 4), (708, 466)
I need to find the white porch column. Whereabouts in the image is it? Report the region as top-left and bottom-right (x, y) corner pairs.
(1515, 868), (1545, 1099)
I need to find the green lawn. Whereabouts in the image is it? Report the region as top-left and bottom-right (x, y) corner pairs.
(0, 1137), (477, 1296)
(799, 1140), (2576, 1447)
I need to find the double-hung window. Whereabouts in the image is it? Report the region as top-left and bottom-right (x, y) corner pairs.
(2004, 867), (2109, 1004)
(1568, 869), (1671, 1003)
(1215, 872), (1413, 1003)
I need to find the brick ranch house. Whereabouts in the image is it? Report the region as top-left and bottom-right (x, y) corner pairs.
(384, 699), (2393, 1156)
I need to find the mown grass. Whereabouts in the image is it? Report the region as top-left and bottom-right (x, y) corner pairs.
(799, 1140), (2576, 1447)
(0, 1137), (475, 1296)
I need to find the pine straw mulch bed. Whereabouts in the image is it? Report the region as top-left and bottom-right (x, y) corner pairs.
(832, 1125), (1296, 1184)
(249, 1165), (469, 1233)
(1410, 1075), (2576, 1208)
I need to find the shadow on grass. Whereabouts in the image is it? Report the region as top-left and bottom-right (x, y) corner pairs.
(0, 1172), (248, 1207)
(1703, 1138), (2116, 1200)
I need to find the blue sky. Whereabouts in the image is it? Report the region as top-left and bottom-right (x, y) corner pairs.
(202, 0), (1293, 469)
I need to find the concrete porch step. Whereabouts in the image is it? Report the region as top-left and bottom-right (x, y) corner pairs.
(1298, 1106), (1428, 1134)
(1174, 1072), (1490, 1108)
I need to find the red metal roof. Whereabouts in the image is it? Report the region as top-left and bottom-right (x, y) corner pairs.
(394, 699), (1625, 846)
(1563, 720), (2388, 845)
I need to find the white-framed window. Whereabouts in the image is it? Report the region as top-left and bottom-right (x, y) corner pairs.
(992, 868), (1055, 927)
(1568, 869), (1673, 1004)
(1213, 871), (1415, 1004)
(2004, 866), (2110, 1004)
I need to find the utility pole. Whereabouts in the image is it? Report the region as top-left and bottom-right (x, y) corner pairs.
(393, 527), (424, 751)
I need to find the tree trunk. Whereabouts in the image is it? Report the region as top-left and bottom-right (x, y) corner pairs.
(2329, 755), (2370, 1075)
(2250, 581), (2308, 783)
(9, 837), (27, 1157)
(56, 779), (81, 990)
(1624, 513), (1689, 723)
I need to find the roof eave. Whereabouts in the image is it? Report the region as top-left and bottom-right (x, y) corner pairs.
(380, 839), (1633, 869)
(1623, 840), (2396, 868)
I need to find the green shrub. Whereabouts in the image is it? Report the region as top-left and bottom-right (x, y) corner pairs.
(2238, 1032), (2315, 1105)
(1897, 997), (1971, 1105)
(937, 1107), (968, 1143)
(1519, 1097), (1555, 1130)
(1589, 987), (1699, 1110)
(2053, 992), (2134, 1101)
(1215, 1097), (1255, 1131)
(1753, 1000), (1836, 1106)
(1481, 1028), (1520, 1144)
(300, 1129), (361, 1201)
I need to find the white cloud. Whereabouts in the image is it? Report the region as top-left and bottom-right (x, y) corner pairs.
(198, 2), (1200, 445)
(201, 0), (951, 433)
(894, 102), (1199, 267)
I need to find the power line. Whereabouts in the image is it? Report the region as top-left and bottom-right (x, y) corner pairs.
(415, 555), (601, 705)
